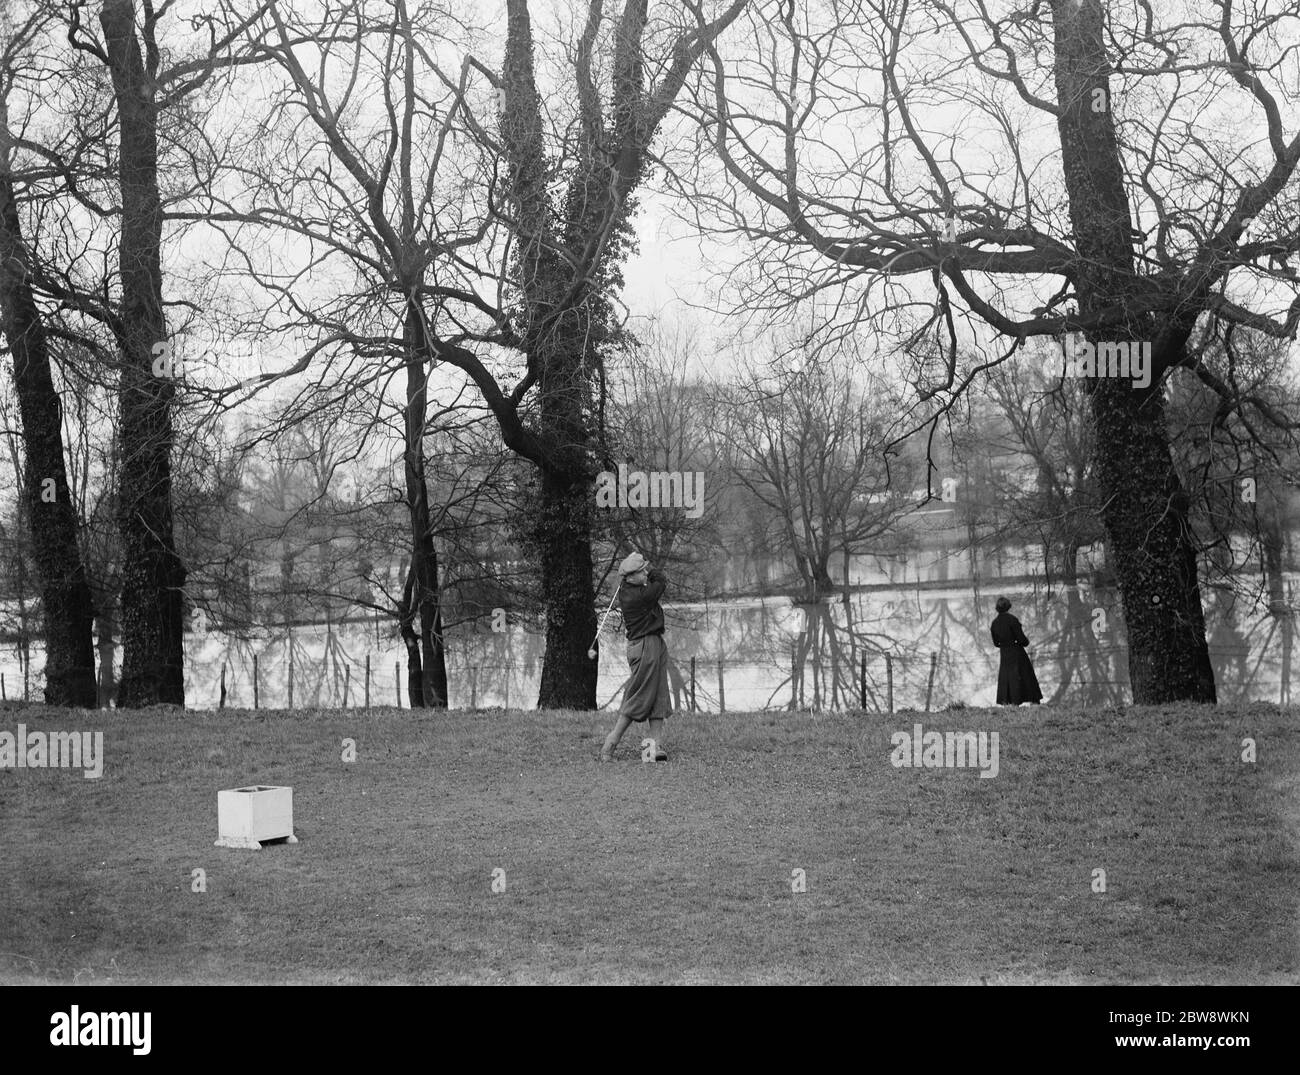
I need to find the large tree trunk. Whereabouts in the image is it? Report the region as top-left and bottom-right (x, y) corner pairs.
(1051, 0), (1215, 703)
(524, 336), (599, 712)
(403, 302), (446, 708)
(496, 0), (743, 708)
(101, 0), (186, 706)
(530, 279), (598, 709)
(0, 107), (99, 708)
(501, 0), (595, 710)
(535, 467), (598, 709)
(1089, 383), (1216, 701)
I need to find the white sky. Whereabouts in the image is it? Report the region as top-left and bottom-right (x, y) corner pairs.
(4, 0), (1300, 510)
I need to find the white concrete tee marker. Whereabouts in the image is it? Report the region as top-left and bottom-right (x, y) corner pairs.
(215, 785), (298, 849)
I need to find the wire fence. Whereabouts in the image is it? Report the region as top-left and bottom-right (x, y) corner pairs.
(1, 638), (1292, 712)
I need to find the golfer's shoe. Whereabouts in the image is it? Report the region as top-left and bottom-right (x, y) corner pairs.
(654, 749), (668, 762)
(599, 750), (615, 763)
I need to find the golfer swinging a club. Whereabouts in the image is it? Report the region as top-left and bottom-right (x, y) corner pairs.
(600, 552), (671, 762)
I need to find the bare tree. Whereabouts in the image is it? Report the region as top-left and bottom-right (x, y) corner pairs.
(0, 6), (99, 706)
(598, 315), (722, 595)
(195, 0), (498, 707)
(193, 0), (747, 709)
(713, 336), (914, 707)
(671, 0), (1300, 703)
(468, 0), (748, 707)
(49, 0), (288, 705)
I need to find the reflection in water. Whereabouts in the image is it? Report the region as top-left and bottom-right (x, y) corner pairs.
(4, 578), (1293, 710)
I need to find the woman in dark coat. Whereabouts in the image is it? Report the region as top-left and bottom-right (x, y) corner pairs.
(600, 552), (671, 762)
(991, 597), (1043, 705)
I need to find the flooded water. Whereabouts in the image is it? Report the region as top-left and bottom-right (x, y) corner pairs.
(5, 575), (1288, 711)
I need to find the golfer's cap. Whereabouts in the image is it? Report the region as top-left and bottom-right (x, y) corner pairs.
(619, 552), (648, 576)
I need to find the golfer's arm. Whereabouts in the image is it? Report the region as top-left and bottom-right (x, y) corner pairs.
(643, 569), (667, 601)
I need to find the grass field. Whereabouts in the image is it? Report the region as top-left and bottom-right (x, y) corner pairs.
(1, 700), (1296, 984)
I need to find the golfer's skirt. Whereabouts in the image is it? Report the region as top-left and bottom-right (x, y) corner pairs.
(621, 633), (671, 723)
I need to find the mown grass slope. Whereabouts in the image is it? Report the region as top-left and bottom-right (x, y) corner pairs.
(0, 700), (1295, 984)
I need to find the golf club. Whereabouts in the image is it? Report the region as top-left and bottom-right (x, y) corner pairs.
(587, 584), (621, 659)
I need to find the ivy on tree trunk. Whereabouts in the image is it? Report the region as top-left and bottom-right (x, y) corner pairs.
(1051, 0), (1215, 703)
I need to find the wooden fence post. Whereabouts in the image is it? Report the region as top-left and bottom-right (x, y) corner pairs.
(885, 653), (893, 714)
(253, 654), (260, 710)
(689, 657), (697, 712)
(219, 664), (227, 710)
(395, 662), (401, 707)
(925, 651), (938, 712)
(717, 659), (725, 714)
(288, 644), (295, 709)
(364, 654), (371, 710)
(860, 652), (867, 711)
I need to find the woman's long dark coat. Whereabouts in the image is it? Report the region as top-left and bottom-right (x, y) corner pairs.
(991, 612), (1043, 705)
